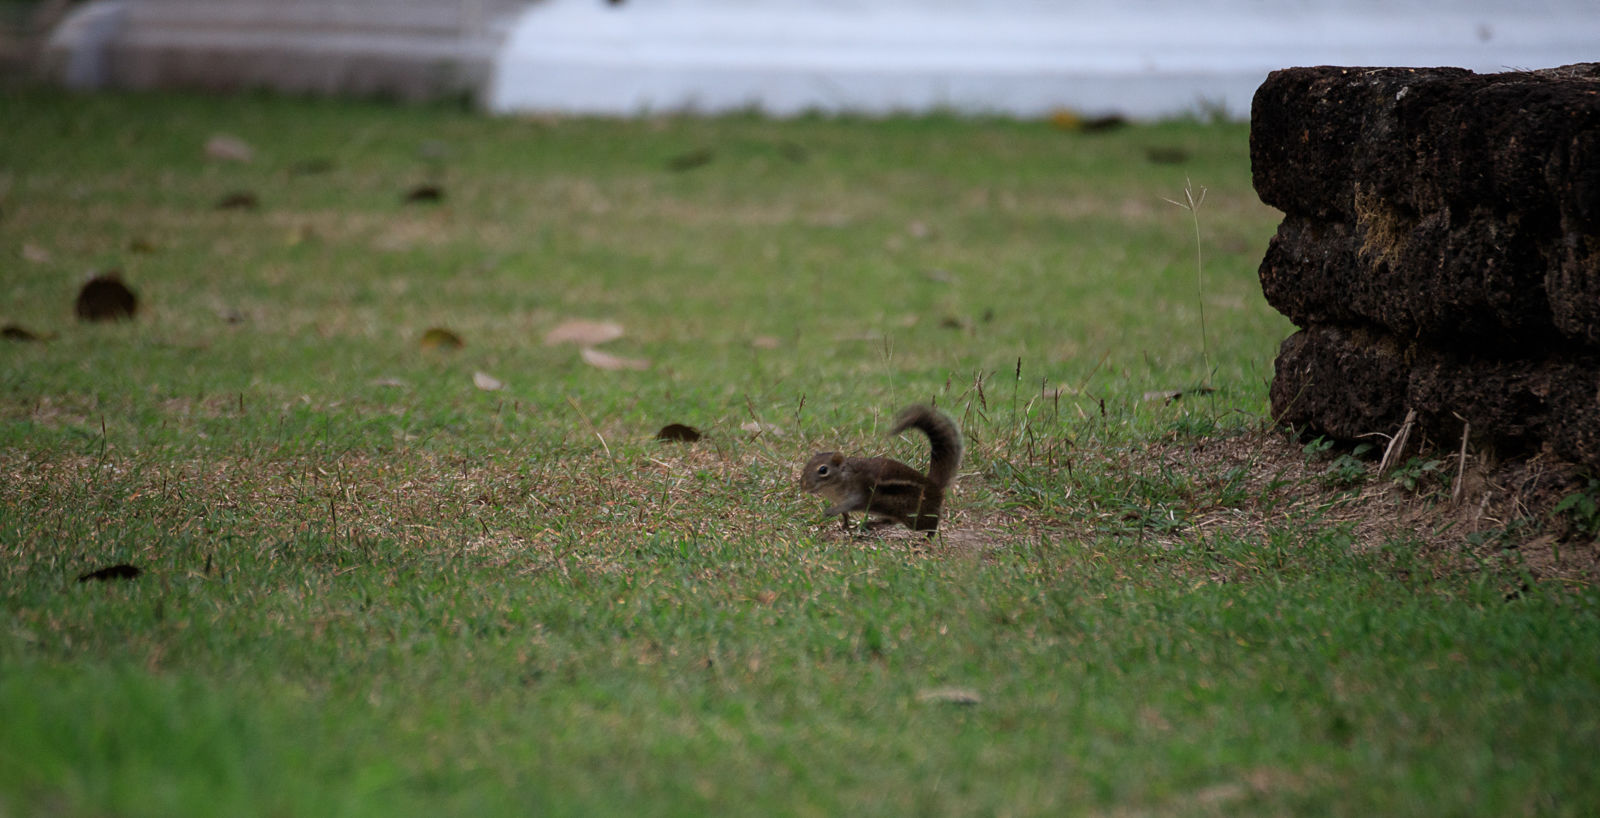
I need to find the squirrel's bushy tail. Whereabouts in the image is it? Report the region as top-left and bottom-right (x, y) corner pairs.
(890, 405), (963, 489)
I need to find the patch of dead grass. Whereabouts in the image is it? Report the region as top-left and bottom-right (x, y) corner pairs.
(4, 422), (1594, 587)
(1144, 428), (1599, 585)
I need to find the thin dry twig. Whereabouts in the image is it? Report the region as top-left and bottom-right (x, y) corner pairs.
(1451, 413), (1471, 507)
(1378, 408), (1417, 474)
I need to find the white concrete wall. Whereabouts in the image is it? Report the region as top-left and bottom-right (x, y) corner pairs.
(46, 0), (1600, 118)
(487, 0), (1600, 118)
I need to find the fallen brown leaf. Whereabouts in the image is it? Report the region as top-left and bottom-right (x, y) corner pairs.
(655, 423), (702, 442)
(915, 687), (982, 706)
(2, 324), (43, 342)
(1083, 114), (1128, 132)
(580, 347), (649, 371)
(1049, 108), (1083, 131)
(473, 371), (504, 391)
(545, 319), (624, 346)
(205, 134), (255, 163)
(77, 564), (141, 582)
(75, 272), (138, 322)
(216, 191), (259, 210)
(403, 184), (444, 204)
(419, 327), (464, 351)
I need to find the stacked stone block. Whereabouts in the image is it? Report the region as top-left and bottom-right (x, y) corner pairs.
(1253, 64), (1600, 470)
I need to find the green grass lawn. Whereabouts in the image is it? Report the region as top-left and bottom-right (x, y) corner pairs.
(2, 88), (1597, 817)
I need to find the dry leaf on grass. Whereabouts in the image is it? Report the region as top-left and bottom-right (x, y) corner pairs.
(473, 371), (504, 391)
(751, 335), (780, 350)
(1049, 109), (1083, 131)
(216, 191), (260, 211)
(1050, 110), (1126, 133)
(419, 327), (464, 351)
(915, 687), (982, 706)
(77, 564), (141, 582)
(75, 272), (138, 322)
(3, 324), (43, 342)
(741, 421), (784, 437)
(580, 347), (650, 371)
(22, 243), (50, 263)
(204, 134), (255, 163)
(655, 423), (702, 442)
(1083, 114), (1128, 132)
(403, 184), (444, 204)
(545, 319), (624, 346)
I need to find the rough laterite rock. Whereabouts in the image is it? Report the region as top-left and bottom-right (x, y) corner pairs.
(1270, 325), (1410, 442)
(1252, 63), (1600, 225)
(1258, 210), (1558, 349)
(1274, 325), (1600, 467)
(1251, 66), (1476, 222)
(1253, 64), (1600, 470)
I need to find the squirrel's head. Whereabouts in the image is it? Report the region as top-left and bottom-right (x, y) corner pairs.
(799, 452), (846, 493)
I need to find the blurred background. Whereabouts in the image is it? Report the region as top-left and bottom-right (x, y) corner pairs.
(5, 0), (1600, 119)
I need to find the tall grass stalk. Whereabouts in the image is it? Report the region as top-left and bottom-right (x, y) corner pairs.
(1165, 178), (1211, 386)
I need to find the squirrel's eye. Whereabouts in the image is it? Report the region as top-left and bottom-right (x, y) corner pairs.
(816, 465), (830, 476)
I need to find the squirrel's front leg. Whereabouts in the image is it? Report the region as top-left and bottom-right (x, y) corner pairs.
(821, 490), (866, 521)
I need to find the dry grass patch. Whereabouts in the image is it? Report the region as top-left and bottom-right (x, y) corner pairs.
(6, 414), (1593, 593)
(1138, 427), (1600, 586)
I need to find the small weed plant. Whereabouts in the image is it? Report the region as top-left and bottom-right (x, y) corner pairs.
(1554, 477), (1600, 539)
(1301, 435), (1374, 488)
(1390, 455), (1450, 494)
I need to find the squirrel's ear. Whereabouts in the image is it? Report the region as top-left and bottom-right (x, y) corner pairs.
(828, 453), (845, 466)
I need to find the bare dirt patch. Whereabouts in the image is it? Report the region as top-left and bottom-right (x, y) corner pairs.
(1147, 427), (1600, 585)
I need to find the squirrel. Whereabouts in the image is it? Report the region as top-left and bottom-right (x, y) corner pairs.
(800, 404), (964, 534)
